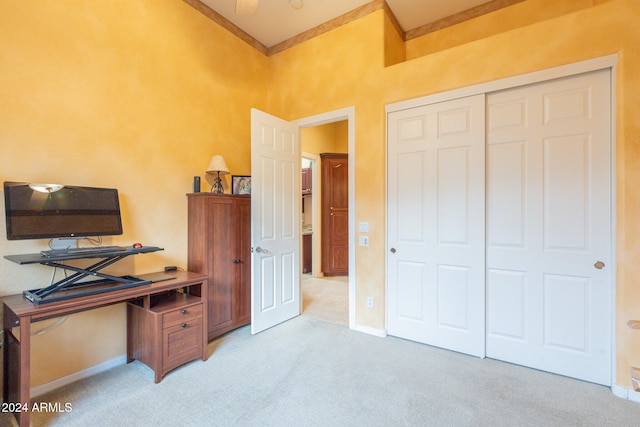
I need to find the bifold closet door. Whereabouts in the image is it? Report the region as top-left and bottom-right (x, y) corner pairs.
(485, 69), (612, 385)
(387, 94), (486, 357)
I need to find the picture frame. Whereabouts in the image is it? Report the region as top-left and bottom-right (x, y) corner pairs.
(232, 175), (251, 195)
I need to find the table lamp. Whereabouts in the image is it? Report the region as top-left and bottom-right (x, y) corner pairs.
(206, 155), (230, 193)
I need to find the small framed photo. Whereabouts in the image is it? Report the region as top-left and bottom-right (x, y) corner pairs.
(232, 175), (251, 195)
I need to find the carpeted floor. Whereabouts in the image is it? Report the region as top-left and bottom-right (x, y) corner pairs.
(301, 274), (348, 327)
(5, 313), (640, 427)
(2, 276), (638, 426)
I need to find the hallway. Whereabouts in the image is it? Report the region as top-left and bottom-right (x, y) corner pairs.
(301, 274), (348, 327)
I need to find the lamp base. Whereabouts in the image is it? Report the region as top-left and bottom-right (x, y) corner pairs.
(211, 175), (224, 194)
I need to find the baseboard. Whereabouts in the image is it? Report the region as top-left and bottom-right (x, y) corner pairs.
(612, 383), (628, 399)
(611, 383), (640, 403)
(353, 324), (387, 338)
(31, 355), (126, 398)
(629, 389), (640, 403)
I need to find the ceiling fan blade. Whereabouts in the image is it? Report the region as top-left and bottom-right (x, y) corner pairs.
(236, 0), (259, 15)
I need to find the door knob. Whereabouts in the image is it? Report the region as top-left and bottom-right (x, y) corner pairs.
(594, 261), (605, 270)
(254, 247), (270, 254)
(390, 248), (396, 253)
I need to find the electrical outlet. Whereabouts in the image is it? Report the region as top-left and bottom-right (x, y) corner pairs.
(359, 236), (369, 246)
(367, 297), (373, 308)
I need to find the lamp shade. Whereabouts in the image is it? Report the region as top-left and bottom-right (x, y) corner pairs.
(206, 155), (230, 175)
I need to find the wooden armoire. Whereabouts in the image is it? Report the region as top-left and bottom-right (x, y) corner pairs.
(187, 193), (251, 340)
(321, 153), (349, 276)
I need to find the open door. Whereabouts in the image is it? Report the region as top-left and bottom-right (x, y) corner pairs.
(250, 108), (301, 334)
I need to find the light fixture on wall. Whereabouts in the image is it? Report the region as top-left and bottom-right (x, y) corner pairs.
(206, 155), (230, 194)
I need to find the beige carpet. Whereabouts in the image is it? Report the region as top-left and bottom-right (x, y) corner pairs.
(5, 277), (640, 426)
(301, 274), (348, 327)
(4, 314), (640, 426)
(6, 316), (640, 427)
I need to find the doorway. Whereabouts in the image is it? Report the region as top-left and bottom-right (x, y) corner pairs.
(295, 108), (355, 329)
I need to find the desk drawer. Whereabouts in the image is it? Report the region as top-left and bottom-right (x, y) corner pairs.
(163, 316), (203, 371)
(162, 303), (202, 328)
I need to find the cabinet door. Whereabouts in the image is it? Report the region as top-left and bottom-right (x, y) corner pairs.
(206, 197), (234, 336)
(234, 197), (252, 326)
(302, 168), (312, 194)
(302, 234), (312, 274)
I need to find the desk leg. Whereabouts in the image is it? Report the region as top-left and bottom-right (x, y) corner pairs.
(2, 308), (30, 427)
(18, 317), (31, 427)
(2, 306), (10, 405)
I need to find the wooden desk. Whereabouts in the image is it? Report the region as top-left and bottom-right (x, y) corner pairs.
(2, 271), (208, 427)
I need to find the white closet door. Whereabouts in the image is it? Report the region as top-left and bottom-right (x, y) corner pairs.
(485, 69), (612, 385)
(387, 94), (485, 357)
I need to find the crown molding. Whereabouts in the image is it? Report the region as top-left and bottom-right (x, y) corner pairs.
(268, 0), (387, 56)
(405, 0), (526, 40)
(184, 0), (523, 56)
(182, 0), (269, 55)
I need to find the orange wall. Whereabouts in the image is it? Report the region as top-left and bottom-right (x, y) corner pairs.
(301, 122), (348, 155)
(2, 0), (640, 392)
(0, 0), (267, 386)
(405, 0), (614, 59)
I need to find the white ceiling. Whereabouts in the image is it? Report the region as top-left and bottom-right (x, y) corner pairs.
(199, 0), (490, 48)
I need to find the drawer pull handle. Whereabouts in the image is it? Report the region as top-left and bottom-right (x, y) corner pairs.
(182, 323), (187, 328)
(181, 309), (187, 315)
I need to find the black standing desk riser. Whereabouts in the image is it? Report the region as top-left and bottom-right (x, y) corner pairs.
(4, 246), (163, 305)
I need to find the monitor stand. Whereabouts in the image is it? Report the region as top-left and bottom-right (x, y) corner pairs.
(49, 237), (80, 250)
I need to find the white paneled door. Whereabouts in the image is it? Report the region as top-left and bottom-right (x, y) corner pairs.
(250, 109), (301, 334)
(387, 94), (486, 357)
(486, 70), (611, 385)
(387, 69), (612, 385)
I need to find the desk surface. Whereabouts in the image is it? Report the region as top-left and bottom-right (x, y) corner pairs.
(2, 270), (207, 321)
(4, 246), (163, 264)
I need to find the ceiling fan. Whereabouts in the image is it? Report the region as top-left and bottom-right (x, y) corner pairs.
(235, 0), (303, 15)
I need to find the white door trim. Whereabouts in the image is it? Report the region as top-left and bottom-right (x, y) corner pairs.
(385, 54), (618, 389)
(294, 107), (357, 330)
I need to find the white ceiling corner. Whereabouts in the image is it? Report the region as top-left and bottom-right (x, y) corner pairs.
(199, 0), (490, 48)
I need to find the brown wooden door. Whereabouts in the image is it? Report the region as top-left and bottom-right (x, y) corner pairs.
(321, 153), (348, 276)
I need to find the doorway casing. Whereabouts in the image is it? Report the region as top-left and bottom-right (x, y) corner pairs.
(295, 107), (356, 330)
